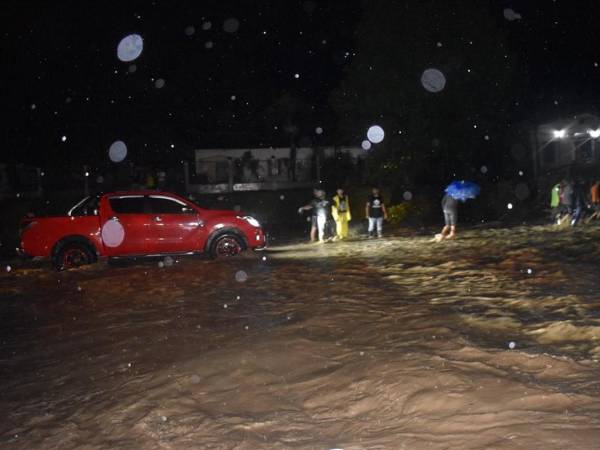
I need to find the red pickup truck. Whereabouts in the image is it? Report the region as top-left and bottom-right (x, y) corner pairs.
(19, 191), (266, 269)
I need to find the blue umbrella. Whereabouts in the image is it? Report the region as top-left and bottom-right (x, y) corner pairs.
(445, 180), (480, 201)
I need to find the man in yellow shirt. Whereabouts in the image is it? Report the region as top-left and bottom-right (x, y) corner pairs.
(332, 188), (351, 240)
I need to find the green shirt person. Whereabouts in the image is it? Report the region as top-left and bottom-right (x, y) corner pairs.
(550, 183), (560, 208)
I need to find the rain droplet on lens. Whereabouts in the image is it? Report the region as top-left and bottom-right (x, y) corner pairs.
(190, 374), (201, 384)
(223, 17), (240, 33)
(108, 140), (128, 163)
(235, 270), (248, 282)
(117, 34), (144, 62)
(367, 125), (385, 144)
(421, 68), (446, 93)
(154, 78), (165, 89)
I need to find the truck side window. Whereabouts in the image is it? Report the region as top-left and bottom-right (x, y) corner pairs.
(109, 196), (146, 214)
(148, 196), (194, 214)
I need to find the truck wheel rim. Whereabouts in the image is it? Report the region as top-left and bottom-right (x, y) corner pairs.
(216, 237), (241, 257)
(63, 248), (89, 267)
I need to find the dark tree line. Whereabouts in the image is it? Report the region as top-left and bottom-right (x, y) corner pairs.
(330, 0), (518, 190)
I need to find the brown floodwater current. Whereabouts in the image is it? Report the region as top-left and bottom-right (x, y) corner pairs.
(2, 224), (600, 449)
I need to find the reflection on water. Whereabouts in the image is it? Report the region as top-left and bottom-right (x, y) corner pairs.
(1, 225), (600, 449)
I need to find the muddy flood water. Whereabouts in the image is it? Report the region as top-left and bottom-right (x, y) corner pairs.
(2, 225), (600, 449)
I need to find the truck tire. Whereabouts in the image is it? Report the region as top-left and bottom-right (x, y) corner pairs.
(209, 233), (245, 259)
(54, 241), (96, 270)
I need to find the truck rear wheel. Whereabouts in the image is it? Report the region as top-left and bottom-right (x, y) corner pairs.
(54, 242), (95, 270)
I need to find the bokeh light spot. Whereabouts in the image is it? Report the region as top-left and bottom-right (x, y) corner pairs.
(421, 68), (446, 93)
(117, 34), (144, 62)
(101, 219), (125, 247)
(235, 270), (248, 282)
(108, 140), (128, 162)
(223, 17), (240, 33)
(367, 125), (385, 144)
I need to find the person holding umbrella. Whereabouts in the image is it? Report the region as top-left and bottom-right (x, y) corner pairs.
(435, 181), (480, 241)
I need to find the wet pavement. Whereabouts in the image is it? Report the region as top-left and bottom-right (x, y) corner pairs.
(2, 224), (600, 449)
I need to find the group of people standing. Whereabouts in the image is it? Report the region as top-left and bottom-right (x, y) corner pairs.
(550, 179), (600, 225)
(298, 187), (388, 243)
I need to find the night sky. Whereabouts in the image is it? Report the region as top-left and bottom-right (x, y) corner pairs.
(4, 0), (600, 172)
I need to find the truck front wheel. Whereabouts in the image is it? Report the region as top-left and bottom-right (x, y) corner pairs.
(209, 234), (245, 258)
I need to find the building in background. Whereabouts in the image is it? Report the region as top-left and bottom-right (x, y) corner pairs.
(186, 146), (366, 193)
(532, 113), (600, 179)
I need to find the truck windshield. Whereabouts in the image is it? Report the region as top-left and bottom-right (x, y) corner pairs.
(68, 195), (100, 216)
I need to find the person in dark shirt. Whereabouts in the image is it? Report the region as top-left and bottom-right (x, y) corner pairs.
(438, 193), (458, 240)
(365, 187), (388, 238)
(570, 180), (587, 226)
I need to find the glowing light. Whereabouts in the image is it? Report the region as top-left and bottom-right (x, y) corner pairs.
(154, 78), (165, 89)
(553, 129), (566, 139)
(403, 191), (413, 201)
(101, 219), (125, 247)
(361, 140), (372, 150)
(507, 203), (513, 210)
(294, 73), (300, 79)
(117, 34), (144, 62)
(230, 95), (236, 101)
(508, 341), (516, 349)
(315, 126), (323, 134)
(367, 125), (385, 144)
(480, 165), (488, 174)
(61, 135), (67, 142)
(6, 265), (11, 273)
(421, 68), (446, 93)
(223, 17), (240, 33)
(589, 129), (600, 139)
(108, 140), (127, 162)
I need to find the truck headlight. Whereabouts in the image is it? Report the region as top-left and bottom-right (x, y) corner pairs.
(240, 216), (260, 227)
